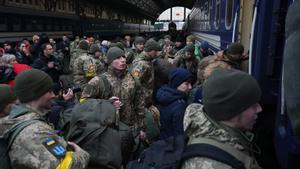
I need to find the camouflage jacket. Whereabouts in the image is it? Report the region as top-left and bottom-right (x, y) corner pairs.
(81, 66), (145, 131)
(0, 104), (89, 169)
(125, 48), (142, 65)
(173, 51), (199, 77)
(197, 56), (232, 84)
(130, 52), (155, 107)
(181, 103), (262, 169)
(73, 52), (98, 89)
(70, 48), (87, 72)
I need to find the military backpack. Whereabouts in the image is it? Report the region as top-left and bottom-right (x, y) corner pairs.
(0, 119), (40, 169)
(126, 135), (248, 169)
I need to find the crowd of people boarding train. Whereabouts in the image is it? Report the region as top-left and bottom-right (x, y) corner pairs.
(0, 32), (262, 169)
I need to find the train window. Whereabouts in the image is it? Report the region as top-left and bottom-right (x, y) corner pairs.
(55, 25), (60, 31)
(36, 24), (43, 31)
(0, 17), (7, 31)
(25, 24), (32, 31)
(68, 25), (72, 30)
(46, 25), (52, 31)
(13, 24), (21, 31)
(0, 24), (7, 31)
(225, 0), (234, 29)
(214, 0), (221, 30)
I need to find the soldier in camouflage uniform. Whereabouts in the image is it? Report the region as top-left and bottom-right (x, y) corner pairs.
(89, 43), (106, 74)
(70, 39), (90, 72)
(173, 44), (199, 81)
(125, 36), (145, 64)
(73, 40), (98, 90)
(208, 43), (246, 71)
(184, 34), (202, 60)
(0, 69), (89, 169)
(130, 39), (161, 110)
(81, 47), (146, 138)
(182, 69), (263, 169)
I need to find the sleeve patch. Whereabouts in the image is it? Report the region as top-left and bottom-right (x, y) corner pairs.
(43, 137), (66, 160)
(132, 69), (141, 78)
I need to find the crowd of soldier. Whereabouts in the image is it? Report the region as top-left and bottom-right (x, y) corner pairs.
(0, 32), (262, 169)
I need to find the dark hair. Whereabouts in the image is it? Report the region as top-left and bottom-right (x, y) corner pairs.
(41, 43), (51, 50)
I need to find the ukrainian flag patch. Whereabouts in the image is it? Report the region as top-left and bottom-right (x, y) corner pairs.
(43, 137), (66, 160)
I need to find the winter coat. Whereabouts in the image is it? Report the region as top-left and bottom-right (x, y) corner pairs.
(155, 85), (189, 139)
(31, 54), (62, 82)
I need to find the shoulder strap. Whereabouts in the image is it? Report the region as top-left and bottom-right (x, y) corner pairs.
(99, 74), (112, 99)
(186, 137), (253, 168)
(181, 143), (246, 169)
(6, 119), (41, 152)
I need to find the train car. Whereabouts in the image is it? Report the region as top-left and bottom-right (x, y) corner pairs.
(81, 18), (123, 38)
(186, 0), (300, 169)
(0, 6), (77, 43)
(187, 0), (300, 168)
(0, 4), (155, 43)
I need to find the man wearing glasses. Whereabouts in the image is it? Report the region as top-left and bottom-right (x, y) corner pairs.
(32, 43), (62, 83)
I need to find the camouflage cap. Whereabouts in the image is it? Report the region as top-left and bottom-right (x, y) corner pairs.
(203, 69), (261, 121)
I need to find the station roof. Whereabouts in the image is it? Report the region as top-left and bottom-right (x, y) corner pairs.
(94, 0), (195, 21)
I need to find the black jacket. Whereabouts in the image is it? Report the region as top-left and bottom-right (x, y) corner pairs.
(31, 54), (62, 82)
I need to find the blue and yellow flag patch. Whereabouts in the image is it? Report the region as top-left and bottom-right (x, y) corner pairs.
(43, 138), (66, 160)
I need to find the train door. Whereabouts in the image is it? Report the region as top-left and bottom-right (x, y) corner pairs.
(238, 0), (254, 53)
(277, 1), (300, 168)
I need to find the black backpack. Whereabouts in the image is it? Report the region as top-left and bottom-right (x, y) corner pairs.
(126, 135), (246, 169)
(0, 119), (40, 169)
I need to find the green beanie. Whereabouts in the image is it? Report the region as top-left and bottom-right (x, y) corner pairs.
(203, 69), (261, 121)
(135, 36), (145, 44)
(109, 42), (125, 51)
(144, 39), (161, 52)
(107, 47), (125, 64)
(14, 69), (54, 103)
(0, 84), (16, 112)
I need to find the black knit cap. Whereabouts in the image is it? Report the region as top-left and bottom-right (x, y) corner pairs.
(144, 39), (161, 52)
(106, 47), (125, 64)
(0, 84), (16, 112)
(14, 69), (54, 103)
(203, 69), (261, 121)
